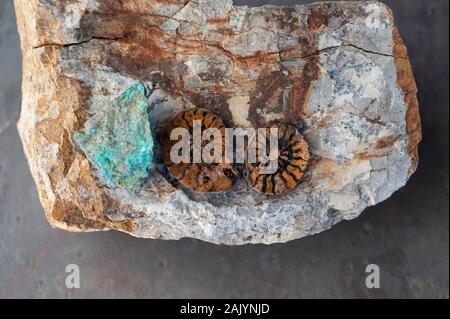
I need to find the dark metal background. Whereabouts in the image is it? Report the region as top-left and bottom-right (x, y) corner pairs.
(0, 0), (448, 298)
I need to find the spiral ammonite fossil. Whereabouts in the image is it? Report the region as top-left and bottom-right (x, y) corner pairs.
(246, 123), (311, 195)
(162, 108), (238, 193)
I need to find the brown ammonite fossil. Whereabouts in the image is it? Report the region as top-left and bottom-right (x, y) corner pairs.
(246, 123), (311, 195)
(162, 108), (238, 193)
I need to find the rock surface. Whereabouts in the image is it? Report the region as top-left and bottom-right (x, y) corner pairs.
(74, 82), (155, 191)
(14, 0), (421, 245)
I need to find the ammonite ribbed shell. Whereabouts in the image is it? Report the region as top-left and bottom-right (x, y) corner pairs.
(246, 123), (310, 195)
(162, 108), (238, 193)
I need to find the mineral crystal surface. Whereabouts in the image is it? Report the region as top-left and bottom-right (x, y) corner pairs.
(15, 0), (421, 244)
(74, 82), (154, 191)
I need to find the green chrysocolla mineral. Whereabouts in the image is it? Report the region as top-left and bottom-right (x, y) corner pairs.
(74, 82), (154, 191)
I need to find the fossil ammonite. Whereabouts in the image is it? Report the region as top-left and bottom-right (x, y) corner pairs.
(246, 123), (310, 195)
(162, 108), (238, 193)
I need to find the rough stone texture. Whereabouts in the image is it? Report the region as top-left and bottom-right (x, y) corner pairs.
(74, 82), (155, 191)
(14, 0), (421, 245)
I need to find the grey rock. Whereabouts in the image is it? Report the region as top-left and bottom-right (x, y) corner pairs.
(14, 0), (421, 244)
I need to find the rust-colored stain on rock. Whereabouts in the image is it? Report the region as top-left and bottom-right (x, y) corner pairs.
(393, 26), (422, 175)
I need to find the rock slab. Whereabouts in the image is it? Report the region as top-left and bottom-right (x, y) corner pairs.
(14, 0), (421, 245)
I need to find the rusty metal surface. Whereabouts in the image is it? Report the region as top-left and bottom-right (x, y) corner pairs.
(0, 0), (448, 298)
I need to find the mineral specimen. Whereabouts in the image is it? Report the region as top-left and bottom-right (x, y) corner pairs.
(15, 0), (421, 244)
(74, 83), (154, 191)
(247, 123), (311, 196)
(162, 108), (239, 193)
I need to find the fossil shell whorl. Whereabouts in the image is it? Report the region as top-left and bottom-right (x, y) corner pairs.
(162, 108), (238, 193)
(246, 123), (311, 195)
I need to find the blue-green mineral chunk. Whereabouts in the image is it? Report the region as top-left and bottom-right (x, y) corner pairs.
(74, 82), (154, 191)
